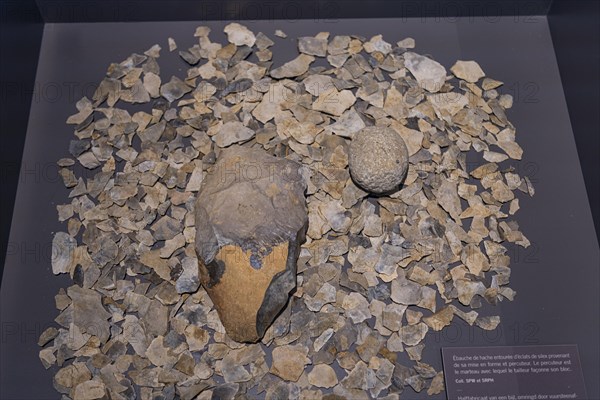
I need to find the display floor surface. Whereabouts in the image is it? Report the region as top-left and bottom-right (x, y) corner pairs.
(2, 17), (598, 399)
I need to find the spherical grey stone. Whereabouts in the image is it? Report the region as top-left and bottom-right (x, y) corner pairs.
(349, 126), (409, 194)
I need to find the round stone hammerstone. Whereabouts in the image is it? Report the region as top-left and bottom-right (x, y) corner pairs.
(349, 126), (409, 194)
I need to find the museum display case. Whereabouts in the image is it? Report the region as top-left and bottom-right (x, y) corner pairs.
(1, 1), (598, 399)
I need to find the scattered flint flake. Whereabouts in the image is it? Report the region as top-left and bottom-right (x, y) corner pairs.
(168, 37), (177, 52)
(51, 232), (76, 274)
(270, 54), (315, 79)
(404, 51), (447, 92)
(160, 75), (191, 102)
(224, 22), (256, 47)
(451, 60), (486, 83)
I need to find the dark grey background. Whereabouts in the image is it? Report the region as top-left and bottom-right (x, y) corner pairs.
(1, 17), (598, 400)
(30, 0), (555, 22)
